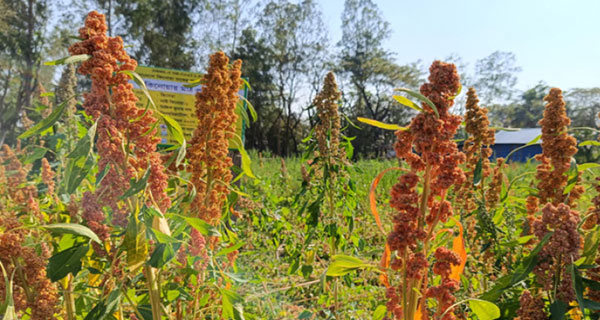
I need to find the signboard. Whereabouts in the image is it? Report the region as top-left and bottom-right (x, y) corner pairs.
(130, 65), (247, 146)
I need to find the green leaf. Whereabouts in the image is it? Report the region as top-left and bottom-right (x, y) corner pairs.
(481, 232), (553, 301)
(468, 299), (500, 320)
(449, 83), (462, 100)
(22, 146), (49, 164)
(220, 288), (245, 320)
(18, 99), (68, 139)
(230, 135), (256, 179)
(183, 77), (204, 88)
(373, 305), (387, 320)
(549, 300), (568, 320)
(578, 163), (600, 172)
(123, 211), (148, 271)
(120, 167), (151, 199)
(392, 95), (423, 113)
(583, 298), (600, 310)
(394, 87), (439, 119)
(217, 241), (245, 256)
(44, 54), (91, 66)
(579, 140), (600, 147)
(83, 289), (121, 320)
(148, 243), (177, 268)
(326, 255), (373, 277)
(47, 244), (89, 282)
(64, 154), (95, 194)
(67, 120), (97, 159)
(571, 263), (585, 315)
(298, 310), (313, 319)
(505, 134), (541, 163)
(239, 96), (257, 122)
(152, 228), (180, 244)
(182, 216), (221, 237)
(490, 127), (520, 132)
(582, 226), (600, 265)
(160, 112), (186, 145)
(0, 262), (17, 320)
(175, 140), (187, 167)
(44, 223), (101, 244)
(473, 157), (483, 185)
(356, 117), (407, 131)
(120, 70), (156, 109)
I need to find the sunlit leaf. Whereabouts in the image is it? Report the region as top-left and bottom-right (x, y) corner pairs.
(373, 305), (387, 320)
(181, 216), (221, 237)
(120, 167), (151, 199)
(394, 87), (439, 119)
(357, 117), (407, 131)
(44, 54), (91, 66)
(468, 299), (500, 320)
(120, 70), (156, 109)
(392, 95), (423, 112)
(327, 255), (373, 277)
(0, 262), (17, 320)
(220, 287), (245, 320)
(579, 140), (600, 147)
(505, 134), (541, 162)
(379, 243), (391, 287)
(123, 211), (148, 271)
(19, 99), (68, 139)
(230, 135), (256, 179)
(449, 220), (466, 282)
(44, 223), (101, 244)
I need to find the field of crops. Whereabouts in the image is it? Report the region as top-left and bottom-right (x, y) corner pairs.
(2, 9), (600, 320)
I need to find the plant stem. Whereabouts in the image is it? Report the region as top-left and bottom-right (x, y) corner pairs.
(64, 275), (76, 320)
(144, 265), (162, 320)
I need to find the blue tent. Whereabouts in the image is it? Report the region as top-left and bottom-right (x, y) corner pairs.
(491, 128), (542, 162)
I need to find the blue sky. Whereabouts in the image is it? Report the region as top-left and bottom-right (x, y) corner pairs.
(319, 0), (600, 90)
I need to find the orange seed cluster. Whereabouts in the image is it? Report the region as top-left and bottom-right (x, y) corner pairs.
(456, 87), (495, 212)
(526, 88), (582, 217)
(386, 61), (465, 319)
(69, 11), (170, 234)
(187, 51), (242, 225)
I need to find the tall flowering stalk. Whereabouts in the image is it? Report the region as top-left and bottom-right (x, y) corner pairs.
(455, 87), (504, 293)
(181, 51), (242, 317)
(313, 71), (346, 311)
(69, 11), (170, 234)
(68, 11), (171, 320)
(518, 88), (583, 315)
(55, 64), (79, 150)
(314, 72), (345, 171)
(526, 88), (583, 218)
(385, 61), (465, 320)
(187, 51), (242, 225)
(456, 87), (495, 213)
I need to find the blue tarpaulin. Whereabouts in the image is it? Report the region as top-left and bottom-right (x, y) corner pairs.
(490, 128), (542, 162)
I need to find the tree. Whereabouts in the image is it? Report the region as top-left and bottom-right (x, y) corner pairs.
(337, 0), (421, 156)
(490, 82), (548, 128)
(565, 87), (600, 162)
(473, 51), (521, 105)
(196, 0), (260, 61)
(256, 0), (329, 155)
(114, 0), (201, 70)
(232, 27), (278, 152)
(0, 0), (48, 145)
